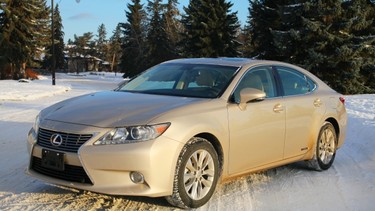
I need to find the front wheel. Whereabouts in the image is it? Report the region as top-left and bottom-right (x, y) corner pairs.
(166, 137), (219, 209)
(306, 122), (337, 171)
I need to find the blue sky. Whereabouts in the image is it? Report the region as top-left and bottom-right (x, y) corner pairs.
(48, 0), (249, 43)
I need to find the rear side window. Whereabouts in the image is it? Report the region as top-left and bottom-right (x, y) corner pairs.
(307, 77), (317, 92)
(276, 66), (316, 96)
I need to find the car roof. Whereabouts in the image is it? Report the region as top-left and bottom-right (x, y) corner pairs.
(163, 58), (262, 67)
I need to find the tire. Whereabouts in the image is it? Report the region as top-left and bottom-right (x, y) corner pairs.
(306, 122), (337, 171)
(166, 137), (219, 209)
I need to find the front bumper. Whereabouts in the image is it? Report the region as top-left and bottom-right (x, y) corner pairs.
(26, 122), (183, 197)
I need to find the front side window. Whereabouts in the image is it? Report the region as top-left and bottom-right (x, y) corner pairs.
(276, 66), (316, 96)
(232, 66), (277, 103)
(118, 63), (239, 98)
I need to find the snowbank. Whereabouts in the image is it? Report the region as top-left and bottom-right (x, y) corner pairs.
(0, 78), (71, 101)
(0, 72), (124, 101)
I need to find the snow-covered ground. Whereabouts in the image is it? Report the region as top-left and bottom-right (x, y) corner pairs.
(0, 73), (374, 210)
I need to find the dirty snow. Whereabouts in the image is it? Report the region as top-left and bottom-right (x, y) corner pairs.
(0, 73), (374, 210)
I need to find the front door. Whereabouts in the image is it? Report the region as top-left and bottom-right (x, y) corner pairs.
(227, 66), (285, 175)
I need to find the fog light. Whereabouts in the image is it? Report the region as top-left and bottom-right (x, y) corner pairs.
(130, 171), (144, 184)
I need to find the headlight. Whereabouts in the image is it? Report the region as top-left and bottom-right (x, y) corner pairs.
(33, 115), (40, 134)
(94, 123), (170, 145)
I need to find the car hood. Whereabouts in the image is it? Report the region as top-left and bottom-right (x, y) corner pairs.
(41, 91), (204, 128)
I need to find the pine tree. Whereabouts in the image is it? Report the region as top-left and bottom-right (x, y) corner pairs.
(69, 32), (94, 73)
(181, 0), (240, 57)
(119, 0), (147, 77)
(161, 0), (182, 58)
(242, 4), (254, 58)
(31, 0), (50, 67)
(96, 23), (107, 61)
(247, 0), (375, 94)
(270, 1), (305, 62)
(53, 4), (65, 70)
(346, 0), (375, 92)
(0, 0), (49, 79)
(297, 0), (375, 94)
(44, 4), (65, 70)
(0, 0), (8, 79)
(248, 0), (290, 59)
(146, 0), (173, 67)
(108, 25), (122, 72)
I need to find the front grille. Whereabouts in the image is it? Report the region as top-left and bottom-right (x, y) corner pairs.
(31, 156), (93, 184)
(37, 128), (92, 153)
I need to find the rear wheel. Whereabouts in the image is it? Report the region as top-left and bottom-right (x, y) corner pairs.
(306, 122), (337, 171)
(166, 137), (219, 209)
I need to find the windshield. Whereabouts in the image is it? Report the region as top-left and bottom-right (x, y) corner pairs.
(118, 63), (239, 98)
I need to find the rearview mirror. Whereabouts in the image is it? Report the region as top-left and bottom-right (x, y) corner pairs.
(239, 88), (266, 110)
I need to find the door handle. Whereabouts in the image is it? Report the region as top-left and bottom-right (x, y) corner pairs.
(273, 104), (284, 113)
(314, 99), (322, 107)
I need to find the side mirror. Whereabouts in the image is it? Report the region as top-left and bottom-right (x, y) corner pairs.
(239, 88), (266, 110)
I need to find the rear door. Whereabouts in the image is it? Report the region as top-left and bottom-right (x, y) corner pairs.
(274, 66), (326, 159)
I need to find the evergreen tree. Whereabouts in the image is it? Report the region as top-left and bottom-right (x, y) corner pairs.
(242, 4), (254, 58)
(69, 32), (94, 73)
(248, 0), (294, 59)
(248, 0), (375, 94)
(0, 0), (8, 79)
(96, 23), (107, 61)
(346, 0), (375, 92)
(146, 0), (173, 67)
(74, 32), (94, 56)
(44, 4), (65, 70)
(161, 0), (182, 59)
(31, 0), (50, 67)
(297, 0), (375, 94)
(181, 0), (240, 57)
(107, 25), (122, 72)
(119, 0), (147, 77)
(67, 38), (74, 45)
(0, 0), (49, 79)
(270, 1), (305, 62)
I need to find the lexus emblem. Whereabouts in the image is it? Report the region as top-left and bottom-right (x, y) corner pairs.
(50, 134), (63, 146)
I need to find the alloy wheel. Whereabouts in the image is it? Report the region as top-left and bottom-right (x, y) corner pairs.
(318, 127), (336, 165)
(183, 149), (215, 200)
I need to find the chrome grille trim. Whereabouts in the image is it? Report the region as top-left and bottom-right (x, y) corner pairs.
(37, 128), (92, 153)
